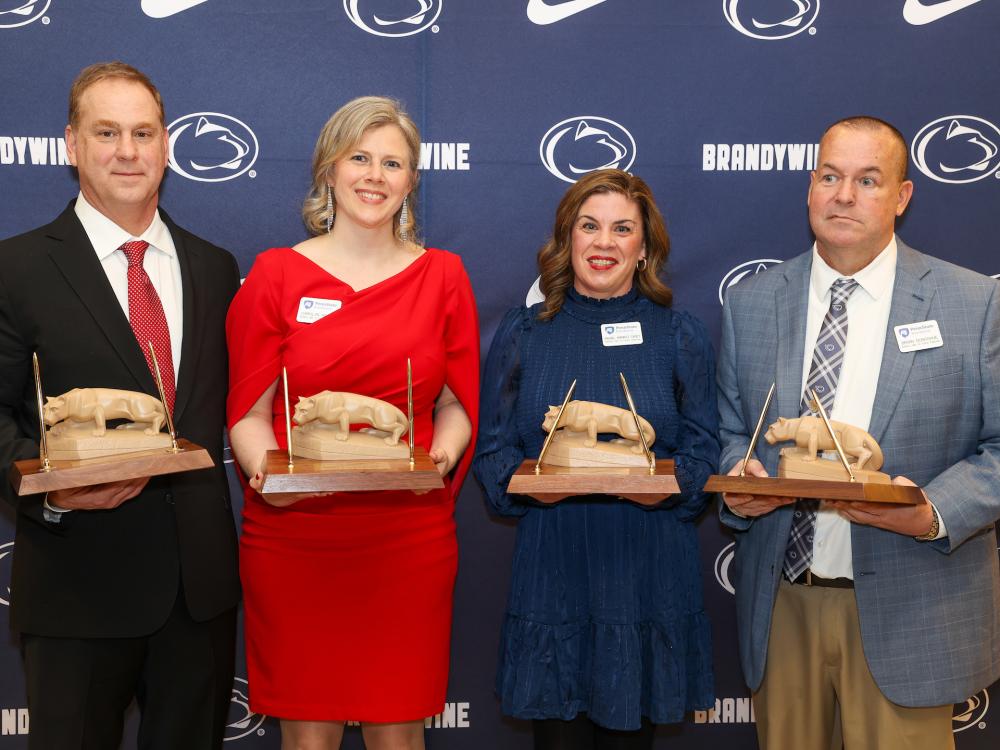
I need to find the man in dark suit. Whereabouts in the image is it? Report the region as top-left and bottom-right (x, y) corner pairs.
(717, 117), (1000, 749)
(0, 62), (240, 749)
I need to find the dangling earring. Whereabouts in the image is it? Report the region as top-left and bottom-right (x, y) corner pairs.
(325, 185), (334, 234)
(636, 257), (648, 272)
(399, 195), (411, 243)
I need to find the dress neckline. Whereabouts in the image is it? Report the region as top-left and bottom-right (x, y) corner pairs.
(561, 286), (641, 324)
(287, 246), (431, 294)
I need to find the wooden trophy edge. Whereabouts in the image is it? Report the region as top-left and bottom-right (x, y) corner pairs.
(10, 438), (214, 496)
(703, 474), (925, 506)
(507, 458), (679, 506)
(259, 444), (445, 499)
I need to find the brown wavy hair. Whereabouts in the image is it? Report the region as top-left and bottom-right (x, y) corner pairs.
(536, 169), (672, 321)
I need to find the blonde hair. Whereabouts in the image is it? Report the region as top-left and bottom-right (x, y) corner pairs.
(537, 169), (672, 321)
(302, 96), (421, 240)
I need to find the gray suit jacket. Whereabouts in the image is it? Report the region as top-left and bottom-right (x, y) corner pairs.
(717, 240), (1000, 707)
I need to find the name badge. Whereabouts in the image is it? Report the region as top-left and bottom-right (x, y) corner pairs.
(894, 320), (943, 352)
(601, 321), (643, 347)
(296, 297), (342, 324)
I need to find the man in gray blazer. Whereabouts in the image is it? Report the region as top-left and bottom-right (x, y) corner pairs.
(718, 116), (1000, 749)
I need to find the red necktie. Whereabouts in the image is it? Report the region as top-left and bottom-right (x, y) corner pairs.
(119, 240), (176, 414)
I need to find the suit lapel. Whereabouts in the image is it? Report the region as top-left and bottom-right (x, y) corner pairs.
(44, 205), (156, 394)
(868, 242), (933, 444)
(774, 253), (812, 419)
(164, 213), (201, 425)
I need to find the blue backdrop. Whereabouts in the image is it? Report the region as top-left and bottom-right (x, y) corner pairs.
(1, 1), (999, 747)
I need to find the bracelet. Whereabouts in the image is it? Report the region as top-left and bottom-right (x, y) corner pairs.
(914, 505), (940, 541)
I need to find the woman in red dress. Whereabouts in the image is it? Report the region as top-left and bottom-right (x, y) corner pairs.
(226, 96), (479, 749)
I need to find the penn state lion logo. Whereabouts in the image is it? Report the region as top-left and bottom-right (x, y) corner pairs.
(539, 116), (637, 183)
(167, 113), (259, 183)
(714, 541), (735, 595)
(0, 541), (13, 607)
(718, 258), (783, 305)
(724, 0), (819, 40)
(224, 678), (267, 741)
(344, 0), (442, 36)
(953, 690), (989, 733)
(0, 0), (50, 28)
(912, 116), (1000, 184)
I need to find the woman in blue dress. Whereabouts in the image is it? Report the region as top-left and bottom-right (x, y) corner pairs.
(473, 169), (718, 749)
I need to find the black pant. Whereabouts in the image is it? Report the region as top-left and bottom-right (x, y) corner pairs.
(533, 713), (655, 750)
(21, 592), (236, 750)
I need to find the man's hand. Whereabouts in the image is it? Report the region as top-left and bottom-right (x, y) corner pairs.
(48, 477), (150, 510)
(825, 475), (936, 537)
(722, 459), (796, 518)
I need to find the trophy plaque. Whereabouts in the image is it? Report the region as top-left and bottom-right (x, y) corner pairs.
(506, 374), (680, 506)
(704, 384), (925, 505)
(258, 360), (444, 503)
(10, 348), (213, 496)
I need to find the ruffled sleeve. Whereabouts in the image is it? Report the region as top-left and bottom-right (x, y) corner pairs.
(670, 310), (721, 521)
(473, 305), (532, 517)
(225, 249), (285, 431)
(441, 252), (481, 496)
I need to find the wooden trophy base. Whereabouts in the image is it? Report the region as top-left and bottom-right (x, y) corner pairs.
(259, 444), (443, 502)
(704, 452), (925, 505)
(10, 438), (213, 496)
(507, 458), (678, 506)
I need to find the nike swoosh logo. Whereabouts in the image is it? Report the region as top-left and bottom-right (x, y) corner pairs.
(903, 0), (982, 25)
(527, 0), (610, 25)
(141, 0), (210, 18)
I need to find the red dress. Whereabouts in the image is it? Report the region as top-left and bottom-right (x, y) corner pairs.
(226, 247), (479, 721)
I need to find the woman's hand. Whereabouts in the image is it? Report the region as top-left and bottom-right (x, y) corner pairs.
(428, 384), (471, 477)
(429, 446), (453, 476)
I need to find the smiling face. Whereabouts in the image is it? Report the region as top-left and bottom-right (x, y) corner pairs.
(65, 78), (168, 234)
(808, 124), (913, 266)
(569, 192), (645, 300)
(329, 123), (413, 235)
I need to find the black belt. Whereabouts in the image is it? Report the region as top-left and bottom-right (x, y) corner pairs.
(789, 570), (854, 589)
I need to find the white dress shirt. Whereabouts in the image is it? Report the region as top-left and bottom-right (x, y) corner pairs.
(44, 195), (184, 521)
(800, 239), (895, 580)
(74, 192), (183, 380)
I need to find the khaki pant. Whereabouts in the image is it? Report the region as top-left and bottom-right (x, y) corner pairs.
(753, 580), (954, 750)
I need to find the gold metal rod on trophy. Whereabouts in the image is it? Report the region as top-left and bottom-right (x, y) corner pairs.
(809, 389), (856, 482)
(32, 352), (51, 472)
(535, 379), (577, 474)
(407, 358), (415, 470)
(619, 372), (655, 474)
(282, 366), (294, 469)
(740, 382), (776, 478)
(147, 341), (179, 453)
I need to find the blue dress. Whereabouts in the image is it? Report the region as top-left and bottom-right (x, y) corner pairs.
(473, 287), (719, 731)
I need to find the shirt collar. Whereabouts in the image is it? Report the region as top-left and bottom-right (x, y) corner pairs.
(74, 191), (174, 261)
(809, 236), (897, 303)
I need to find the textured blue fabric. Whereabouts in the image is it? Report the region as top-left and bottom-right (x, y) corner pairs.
(473, 288), (719, 730)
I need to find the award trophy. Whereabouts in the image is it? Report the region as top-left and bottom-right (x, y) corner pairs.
(704, 384), (925, 505)
(506, 373), (679, 506)
(9, 347), (213, 495)
(258, 359), (443, 502)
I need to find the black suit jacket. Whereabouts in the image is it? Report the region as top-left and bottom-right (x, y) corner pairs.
(0, 202), (241, 638)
